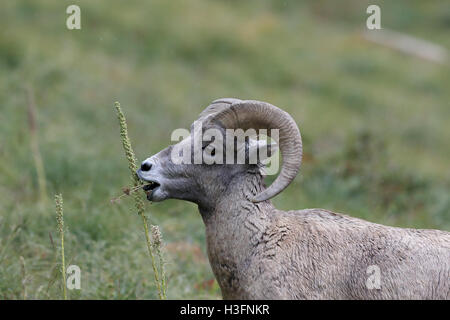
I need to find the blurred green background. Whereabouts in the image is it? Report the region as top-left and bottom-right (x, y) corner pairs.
(0, 0), (449, 299)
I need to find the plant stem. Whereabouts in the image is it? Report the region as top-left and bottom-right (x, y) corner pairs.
(19, 256), (27, 300)
(142, 215), (163, 299)
(55, 194), (67, 300)
(156, 240), (167, 299)
(114, 101), (165, 299)
(27, 85), (47, 203)
(151, 225), (167, 299)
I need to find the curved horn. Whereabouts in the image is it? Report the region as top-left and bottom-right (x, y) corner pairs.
(197, 98), (242, 122)
(209, 100), (302, 202)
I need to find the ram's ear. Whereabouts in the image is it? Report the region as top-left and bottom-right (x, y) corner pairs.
(260, 140), (278, 161)
(248, 139), (278, 163)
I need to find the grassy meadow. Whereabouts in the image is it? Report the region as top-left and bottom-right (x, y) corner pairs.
(0, 0), (449, 299)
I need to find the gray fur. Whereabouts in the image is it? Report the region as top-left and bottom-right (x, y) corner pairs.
(137, 99), (450, 300)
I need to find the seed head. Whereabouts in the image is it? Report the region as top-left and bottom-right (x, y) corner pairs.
(55, 194), (64, 235)
(151, 225), (162, 247)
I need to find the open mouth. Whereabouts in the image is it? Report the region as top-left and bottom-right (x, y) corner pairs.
(142, 181), (160, 198)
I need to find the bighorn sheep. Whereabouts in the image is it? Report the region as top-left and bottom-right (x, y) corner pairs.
(137, 98), (450, 299)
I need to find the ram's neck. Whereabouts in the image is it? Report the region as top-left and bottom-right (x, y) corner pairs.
(199, 172), (276, 297)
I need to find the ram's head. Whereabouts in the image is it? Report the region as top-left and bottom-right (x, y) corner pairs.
(137, 98), (302, 207)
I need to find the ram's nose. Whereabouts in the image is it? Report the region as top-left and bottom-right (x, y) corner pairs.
(140, 161), (152, 172)
(137, 160), (153, 180)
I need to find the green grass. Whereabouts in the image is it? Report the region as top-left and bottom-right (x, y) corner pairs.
(0, 0), (449, 299)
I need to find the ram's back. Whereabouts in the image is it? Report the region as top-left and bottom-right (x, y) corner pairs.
(260, 208), (450, 299)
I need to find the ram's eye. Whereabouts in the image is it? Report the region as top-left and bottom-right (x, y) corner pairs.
(202, 142), (210, 150)
(203, 143), (216, 157)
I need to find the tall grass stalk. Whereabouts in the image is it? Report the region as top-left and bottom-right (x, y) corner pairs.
(27, 85), (47, 203)
(114, 101), (166, 299)
(19, 256), (27, 300)
(55, 194), (67, 300)
(152, 225), (167, 299)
